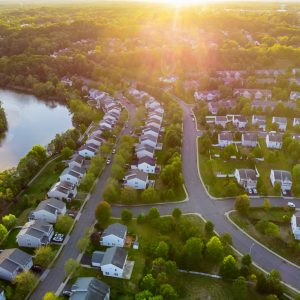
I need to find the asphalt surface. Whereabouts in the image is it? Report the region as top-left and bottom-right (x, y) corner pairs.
(31, 99), (300, 299)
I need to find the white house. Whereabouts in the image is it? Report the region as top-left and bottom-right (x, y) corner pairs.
(266, 133), (282, 149)
(0, 249), (33, 282)
(290, 91), (300, 101)
(99, 120), (113, 130)
(272, 117), (287, 132)
(59, 169), (81, 186)
(241, 133), (258, 147)
(86, 135), (104, 147)
(136, 144), (155, 159)
(234, 169), (257, 190)
(214, 116), (228, 128)
(16, 220), (54, 248)
(270, 169), (292, 192)
(252, 115), (266, 131)
(137, 156), (156, 174)
(194, 90), (220, 101)
(232, 115), (247, 129)
(71, 277), (110, 300)
(48, 181), (77, 201)
(30, 198), (66, 223)
(218, 132), (234, 147)
(124, 170), (148, 190)
(78, 144), (98, 158)
(100, 247), (128, 278)
(100, 223), (127, 247)
(293, 118), (300, 127)
(291, 212), (300, 240)
(143, 126), (160, 139)
(68, 154), (84, 169)
(146, 120), (161, 129)
(140, 134), (157, 148)
(148, 113), (163, 123)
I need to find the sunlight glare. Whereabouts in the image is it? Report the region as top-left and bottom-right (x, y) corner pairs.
(163, 0), (202, 6)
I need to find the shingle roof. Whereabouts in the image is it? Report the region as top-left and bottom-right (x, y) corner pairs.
(237, 169), (257, 181)
(242, 133), (257, 142)
(0, 248), (31, 273)
(101, 247), (127, 269)
(267, 133), (282, 143)
(272, 169), (292, 182)
(138, 156), (156, 166)
(102, 223), (127, 239)
(125, 170), (148, 182)
(219, 132), (233, 141)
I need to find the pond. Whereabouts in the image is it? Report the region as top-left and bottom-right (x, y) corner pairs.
(0, 89), (73, 170)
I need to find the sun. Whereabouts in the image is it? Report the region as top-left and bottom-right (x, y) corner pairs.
(162, 0), (201, 6)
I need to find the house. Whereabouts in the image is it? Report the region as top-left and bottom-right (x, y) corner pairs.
(232, 115), (247, 129)
(71, 277), (110, 300)
(17, 220), (54, 248)
(61, 76), (72, 87)
(291, 212), (300, 240)
(30, 198), (66, 223)
(78, 144), (98, 158)
(234, 169), (257, 190)
(218, 132), (233, 147)
(59, 168), (82, 186)
(86, 135), (104, 147)
(252, 115), (266, 131)
(0, 289), (5, 300)
(135, 156), (156, 174)
(100, 223), (127, 247)
(241, 133), (258, 147)
(124, 170), (148, 190)
(293, 118), (300, 127)
(148, 113), (163, 123)
(233, 89), (272, 100)
(290, 91), (300, 101)
(136, 144), (155, 159)
(68, 154), (84, 169)
(194, 90), (220, 101)
(100, 247), (128, 278)
(146, 119), (161, 129)
(214, 116), (228, 128)
(99, 120), (113, 130)
(207, 100), (236, 115)
(270, 169), (292, 192)
(266, 133), (282, 149)
(143, 126), (160, 138)
(272, 117), (287, 132)
(0, 249), (33, 282)
(140, 134), (157, 148)
(48, 181), (77, 201)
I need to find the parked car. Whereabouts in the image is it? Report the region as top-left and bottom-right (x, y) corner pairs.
(112, 148), (116, 154)
(62, 291), (72, 297)
(288, 202), (295, 208)
(31, 265), (43, 273)
(53, 233), (64, 242)
(106, 159), (111, 165)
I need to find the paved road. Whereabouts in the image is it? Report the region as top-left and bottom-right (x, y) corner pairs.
(30, 101), (136, 300)
(113, 99), (300, 293)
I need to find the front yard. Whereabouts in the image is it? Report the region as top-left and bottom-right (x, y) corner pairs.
(230, 207), (300, 266)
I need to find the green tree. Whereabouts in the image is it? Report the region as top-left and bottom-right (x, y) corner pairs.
(141, 274), (155, 292)
(241, 254), (252, 266)
(155, 241), (169, 259)
(64, 258), (80, 276)
(183, 237), (204, 267)
(292, 164), (300, 195)
(205, 220), (214, 235)
(235, 194), (250, 215)
(0, 224), (8, 242)
(95, 201), (111, 227)
(14, 271), (38, 298)
(262, 199), (271, 211)
(160, 283), (179, 300)
(55, 215), (73, 234)
(43, 292), (60, 300)
(172, 208), (182, 220)
(273, 182), (281, 196)
(205, 236), (224, 262)
(232, 276), (248, 300)
(34, 246), (55, 268)
(2, 214), (17, 229)
(219, 255), (239, 280)
(147, 208), (160, 220)
(141, 188), (159, 203)
(61, 147), (73, 159)
(121, 209), (133, 223)
(76, 233), (90, 253)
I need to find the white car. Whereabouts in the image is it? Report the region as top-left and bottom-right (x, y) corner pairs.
(106, 159), (111, 165)
(288, 202), (295, 208)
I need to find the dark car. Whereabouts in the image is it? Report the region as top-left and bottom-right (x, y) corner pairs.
(31, 265), (43, 273)
(62, 291), (72, 297)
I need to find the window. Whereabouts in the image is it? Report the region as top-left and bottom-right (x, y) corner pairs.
(105, 272), (109, 275)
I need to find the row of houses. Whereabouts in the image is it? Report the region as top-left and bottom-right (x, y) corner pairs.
(206, 114), (300, 132)
(217, 131), (284, 149)
(123, 94), (164, 190)
(194, 88), (300, 102)
(234, 168), (292, 193)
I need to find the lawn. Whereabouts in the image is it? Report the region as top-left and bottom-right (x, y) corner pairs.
(1, 228), (20, 249)
(230, 208), (300, 266)
(178, 273), (266, 300)
(22, 156), (65, 200)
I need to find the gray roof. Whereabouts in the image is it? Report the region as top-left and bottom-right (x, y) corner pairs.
(218, 132), (233, 141)
(102, 223), (127, 239)
(273, 117), (287, 124)
(125, 169), (148, 182)
(0, 248), (32, 273)
(138, 156), (156, 166)
(91, 251), (104, 265)
(215, 116), (227, 122)
(34, 198), (65, 215)
(71, 277), (110, 300)
(237, 169), (257, 181)
(272, 169), (292, 182)
(101, 247), (127, 269)
(242, 133), (257, 142)
(267, 133), (282, 143)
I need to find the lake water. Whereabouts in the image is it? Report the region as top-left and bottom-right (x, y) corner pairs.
(0, 89), (73, 170)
